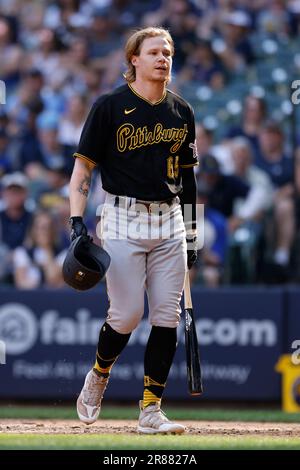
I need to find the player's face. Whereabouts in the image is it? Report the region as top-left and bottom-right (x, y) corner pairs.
(131, 36), (173, 83)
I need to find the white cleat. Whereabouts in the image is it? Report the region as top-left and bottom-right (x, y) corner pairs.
(137, 400), (186, 435)
(76, 369), (108, 425)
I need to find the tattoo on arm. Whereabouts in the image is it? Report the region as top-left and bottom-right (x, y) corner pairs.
(77, 175), (91, 197)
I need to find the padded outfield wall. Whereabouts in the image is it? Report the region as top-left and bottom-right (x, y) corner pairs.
(0, 286), (298, 401)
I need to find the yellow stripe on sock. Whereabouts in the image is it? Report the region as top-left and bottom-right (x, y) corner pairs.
(93, 360), (112, 375)
(143, 389), (161, 408)
(144, 375), (165, 387)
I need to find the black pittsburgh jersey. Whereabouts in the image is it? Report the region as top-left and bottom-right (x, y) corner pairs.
(74, 83), (198, 201)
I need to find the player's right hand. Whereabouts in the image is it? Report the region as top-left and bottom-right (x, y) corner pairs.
(69, 216), (88, 241)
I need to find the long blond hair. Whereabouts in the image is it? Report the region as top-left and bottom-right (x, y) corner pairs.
(124, 27), (174, 83)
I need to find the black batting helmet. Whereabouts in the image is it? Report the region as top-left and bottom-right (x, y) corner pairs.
(62, 235), (110, 290)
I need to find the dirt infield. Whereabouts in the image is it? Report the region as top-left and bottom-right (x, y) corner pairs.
(1, 419), (300, 437)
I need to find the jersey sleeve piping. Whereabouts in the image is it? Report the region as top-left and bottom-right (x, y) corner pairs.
(180, 162), (199, 168)
(73, 152), (98, 166)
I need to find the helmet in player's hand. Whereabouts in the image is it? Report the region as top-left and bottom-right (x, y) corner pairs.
(63, 235), (111, 290)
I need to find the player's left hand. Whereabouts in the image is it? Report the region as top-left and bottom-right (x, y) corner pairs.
(187, 249), (197, 269)
(187, 236), (197, 269)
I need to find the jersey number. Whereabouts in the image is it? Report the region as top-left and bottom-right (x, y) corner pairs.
(167, 156), (179, 179)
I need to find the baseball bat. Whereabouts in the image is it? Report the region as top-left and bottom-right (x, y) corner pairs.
(184, 272), (203, 395)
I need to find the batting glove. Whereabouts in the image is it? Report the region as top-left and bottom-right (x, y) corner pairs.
(187, 235), (198, 269)
(69, 216), (88, 241)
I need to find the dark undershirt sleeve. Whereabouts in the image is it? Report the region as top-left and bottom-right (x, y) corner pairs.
(179, 104), (198, 239)
(180, 166), (197, 237)
(179, 106), (199, 169)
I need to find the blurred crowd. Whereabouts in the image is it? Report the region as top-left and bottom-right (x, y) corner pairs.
(1, 0), (300, 289)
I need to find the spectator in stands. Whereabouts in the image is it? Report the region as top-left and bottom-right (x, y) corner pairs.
(43, 0), (83, 32)
(7, 69), (45, 125)
(0, 17), (23, 90)
(58, 93), (88, 169)
(226, 95), (267, 158)
(12, 210), (66, 289)
(256, 120), (295, 268)
(191, 180), (228, 287)
(38, 161), (70, 210)
(0, 172), (32, 249)
(51, 184), (73, 250)
(109, 0), (159, 34)
(0, 128), (12, 176)
(17, 97), (44, 173)
(196, 123), (214, 160)
(83, 65), (105, 105)
(288, 0), (300, 36)
(0, 110), (9, 129)
(256, 0), (290, 38)
(216, 10), (254, 73)
(228, 137), (274, 283)
(230, 137), (274, 232)
(195, 123), (234, 175)
(29, 28), (64, 85)
(64, 37), (90, 91)
(0, 172), (32, 284)
(36, 110), (65, 172)
(197, 154), (250, 218)
(177, 38), (225, 90)
(88, 8), (120, 62)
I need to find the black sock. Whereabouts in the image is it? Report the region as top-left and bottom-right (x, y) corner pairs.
(94, 322), (131, 377)
(143, 326), (177, 406)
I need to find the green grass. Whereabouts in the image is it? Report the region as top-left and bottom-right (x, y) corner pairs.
(0, 434), (300, 450)
(0, 405), (299, 423)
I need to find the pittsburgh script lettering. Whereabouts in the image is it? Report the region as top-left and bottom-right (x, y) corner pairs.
(117, 123), (188, 153)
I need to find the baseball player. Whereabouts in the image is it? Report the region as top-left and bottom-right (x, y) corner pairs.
(69, 27), (198, 434)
